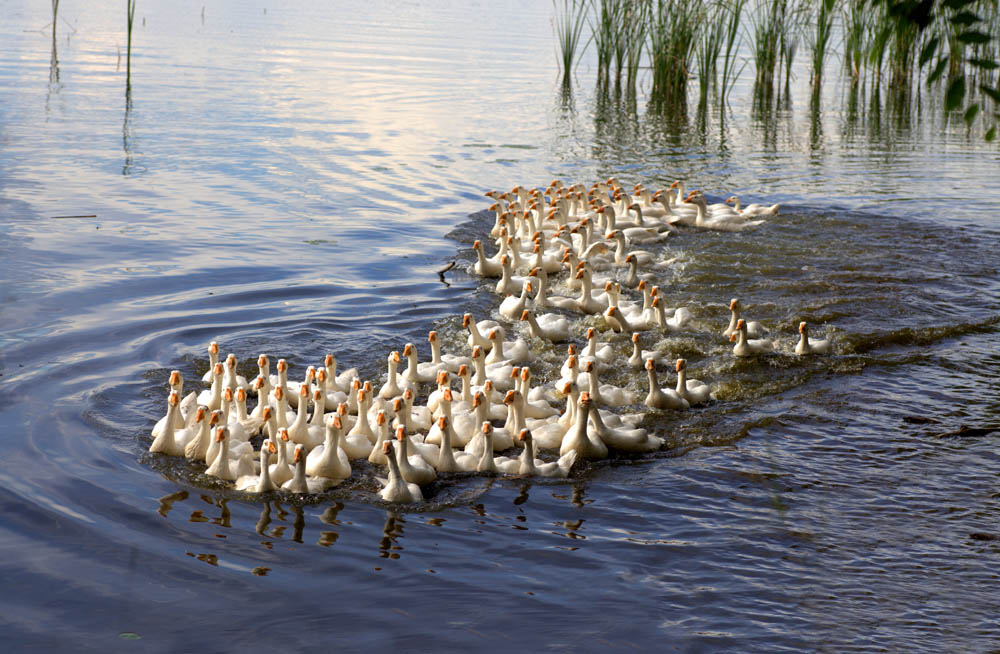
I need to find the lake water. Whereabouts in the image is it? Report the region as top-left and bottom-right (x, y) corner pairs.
(1, 1), (999, 651)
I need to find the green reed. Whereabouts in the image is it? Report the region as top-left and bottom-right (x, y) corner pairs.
(749, 0), (784, 102)
(126, 0), (136, 84)
(649, 0), (700, 108)
(842, 0), (868, 84)
(719, 0), (747, 104)
(695, 3), (726, 108)
(589, 0), (619, 87)
(553, 0), (589, 85)
(808, 0), (837, 96)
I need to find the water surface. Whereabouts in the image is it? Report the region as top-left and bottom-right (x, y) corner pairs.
(1, 1), (999, 651)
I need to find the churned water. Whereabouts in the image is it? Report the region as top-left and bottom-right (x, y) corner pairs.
(1, 1), (998, 651)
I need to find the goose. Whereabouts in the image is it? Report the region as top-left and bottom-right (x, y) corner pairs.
(508, 387), (567, 449)
(348, 388), (377, 441)
(485, 328), (531, 366)
(367, 411), (392, 465)
(581, 327), (616, 367)
(250, 354), (271, 396)
(683, 191), (766, 231)
(377, 441), (424, 503)
(519, 309), (570, 343)
(200, 342), (221, 383)
(472, 239), (503, 277)
(236, 439), (278, 493)
(233, 387), (266, 437)
(463, 313), (501, 351)
(268, 429), (295, 487)
(726, 195), (780, 216)
(149, 392), (188, 457)
(306, 415), (352, 480)
(623, 254), (659, 288)
(530, 266), (577, 312)
(730, 319), (776, 357)
(559, 393), (608, 460)
(499, 280), (534, 321)
(476, 423), (520, 474)
(283, 444), (338, 494)
(391, 398), (441, 464)
(795, 321), (832, 355)
(309, 387), (327, 428)
(433, 416), (478, 472)
(181, 407), (211, 461)
(514, 370), (559, 418)
(572, 269), (610, 315)
(218, 387), (250, 443)
(286, 385), (322, 449)
(580, 360), (638, 408)
(402, 343), (436, 386)
(427, 330), (471, 373)
(651, 298), (692, 332)
(628, 333), (666, 369)
(462, 394), (515, 456)
(674, 359), (713, 405)
(517, 429), (577, 477)
(495, 254), (530, 295)
(249, 375), (272, 420)
(378, 351), (408, 400)
(323, 353), (359, 394)
(267, 358), (290, 404)
(394, 427), (438, 485)
(426, 388), (477, 447)
(196, 362), (225, 411)
(604, 230), (662, 267)
(205, 427), (253, 482)
(426, 370), (454, 418)
(285, 365), (316, 408)
(643, 358), (691, 410)
(222, 353), (249, 394)
(631, 187), (668, 218)
(270, 385), (296, 428)
(399, 387), (433, 431)
(151, 371), (192, 438)
(723, 298), (766, 339)
(588, 402), (664, 452)
(604, 306), (649, 334)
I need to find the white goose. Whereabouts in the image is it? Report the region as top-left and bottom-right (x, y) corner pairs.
(726, 195), (780, 216)
(427, 330), (471, 373)
(394, 427), (437, 485)
(724, 298), (766, 339)
(463, 313), (501, 351)
(628, 333), (666, 369)
(516, 429), (577, 477)
(306, 416), (351, 481)
(795, 321), (832, 355)
(730, 319), (776, 357)
(519, 309), (571, 343)
(200, 341), (220, 383)
(588, 403), (664, 452)
(282, 444), (338, 494)
(559, 393), (608, 460)
(149, 392), (188, 457)
(235, 439), (278, 493)
(499, 280), (534, 321)
(644, 359), (690, 411)
(377, 441), (424, 503)
(674, 359), (713, 405)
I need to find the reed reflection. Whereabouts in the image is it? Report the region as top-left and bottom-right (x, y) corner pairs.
(46, 0), (61, 114)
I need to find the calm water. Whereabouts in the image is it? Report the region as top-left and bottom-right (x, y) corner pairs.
(2, 1), (999, 651)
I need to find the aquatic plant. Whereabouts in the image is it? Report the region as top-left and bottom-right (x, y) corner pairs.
(649, 0), (700, 109)
(553, 0), (589, 85)
(126, 0), (136, 84)
(807, 0), (837, 96)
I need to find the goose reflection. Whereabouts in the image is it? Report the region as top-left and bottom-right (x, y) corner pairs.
(156, 490), (188, 517)
(378, 511), (406, 559)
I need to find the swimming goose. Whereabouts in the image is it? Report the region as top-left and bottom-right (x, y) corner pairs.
(200, 342), (220, 383)
(580, 360), (638, 408)
(588, 401), (664, 452)
(206, 427), (253, 482)
(476, 423), (520, 474)
(149, 392), (188, 457)
(285, 365), (316, 408)
(724, 298), (766, 339)
(683, 191), (766, 231)
(433, 416), (478, 472)
(286, 385), (322, 449)
(378, 351), (407, 400)
(223, 353), (249, 394)
(282, 444), (338, 494)
(485, 328), (531, 366)
(196, 362), (225, 411)
(377, 441), (424, 503)
(268, 429), (295, 487)
(628, 333), (666, 369)
(306, 416), (351, 480)
(235, 439), (278, 493)
(519, 309), (571, 343)
(499, 280), (534, 321)
(463, 313), (501, 351)
(402, 343), (437, 386)
(427, 330), (471, 373)
(726, 195), (780, 216)
(674, 359), (712, 405)
(394, 427), (438, 485)
(151, 371), (190, 438)
(795, 322), (832, 355)
(473, 239), (504, 277)
(730, 319), (776, 357)
(644, 359), (690, 410)
(560, 393), (608, 459)
(181, 407), (211, 461)
(517, 429), (577, 477)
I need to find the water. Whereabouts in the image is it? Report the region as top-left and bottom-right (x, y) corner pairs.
(2, 1), (999, 651)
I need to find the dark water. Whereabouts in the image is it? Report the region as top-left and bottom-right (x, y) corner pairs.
(2, 1), (999, 651)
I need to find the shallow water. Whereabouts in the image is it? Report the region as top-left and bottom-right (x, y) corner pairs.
(2, 1), (999, 651)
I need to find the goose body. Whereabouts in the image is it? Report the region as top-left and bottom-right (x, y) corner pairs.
(795, 322), (832, 355)
(731, 319), (776, 357)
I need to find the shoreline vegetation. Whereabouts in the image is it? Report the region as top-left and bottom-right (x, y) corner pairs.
(552, 0), (1000, 139)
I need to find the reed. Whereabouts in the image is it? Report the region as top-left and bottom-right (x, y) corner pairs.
(808, 0), (836, 96)
(622, 0), (650, 96)
(719, 0), (747, 104)
(126, 0), (136, 84)
(649, 0), (700, 109)
(553, 0), (589, 85)
(695, 2), (727, 108)
(842, 0), (868, 84)
(589, 0), (618, 87)
(748, 0), (784, 102)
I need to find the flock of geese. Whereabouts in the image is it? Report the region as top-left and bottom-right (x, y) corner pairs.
(148, 178), (832, 503)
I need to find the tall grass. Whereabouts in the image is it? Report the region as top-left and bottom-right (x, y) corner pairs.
(843, 0), (868, 84)
(719, 0), (746, 105)
(589, 0), (618, 88)
(808, 0), (837, 97)
(748, 0), (784, 103)
(553, 0), (589, 85)
(695, 3), (727, 108)
(126, 0), (136, 85)
(649, 0), (699, 109)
